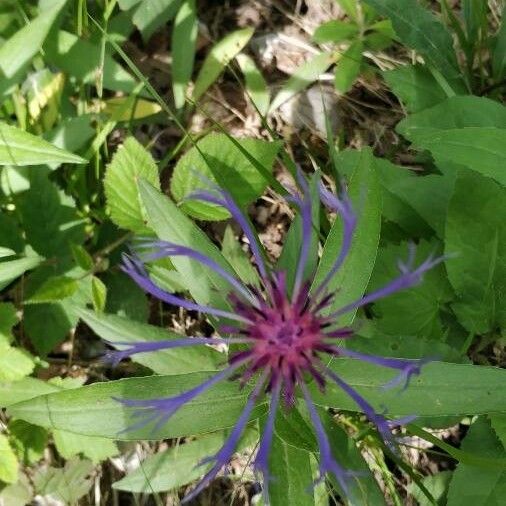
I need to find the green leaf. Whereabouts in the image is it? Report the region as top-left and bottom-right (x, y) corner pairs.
(447, 418), (506, 506)
(369, 240), (453, 339)
(312, 148), (381, 325)
(0, 377), (61, 408)
(313, 20), (358, 44)
(492, 5), (506, 80)
(44, 30), (138, 93)
(70, 244), (94, 272)
(0, 122), (86, 166)
(138, 178), (237, 313)
(0, 256), (42, 291)
(192, 27), (254, 102)
(132, 0), (181, 41)
(172, 0), (197, 109)
(236, 53), (270, 116)
(8, 420), (48, 465)
(363, 0), (462, 81)
(53, 431), (118, 464)
(408, 471), (452, 506)
(312, 360), (506, 418)
(268, 433), (317, 506)
(491, 414), (506, 448)
(25, 276), (79, 304)
(171, 133), (281, 221)
(91, 276), (107, 312)
(0, 302), (17, 345)
(103, 271), (149, 322)
(445, 171), (506, 333)
(8, 371), (263, 440)
(269, 52), (336, 113)
(33, 458), (94, 504)
(334, 40), (363, 93)
(0, 344), (35, 382)
(0, 433), (18, 484)
(105, 137), (161, 233)
(221, 225), (260, 287)
(383, 64), (447, 112)
(113, 432), (228, 492)
(0, 0), (67, 78)
(78, 308), (222, 374)
(18, 170), (86, 257)
(0, 247), (15, 258)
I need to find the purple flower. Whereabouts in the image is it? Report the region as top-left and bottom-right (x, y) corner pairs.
(112, 173), (443, 502)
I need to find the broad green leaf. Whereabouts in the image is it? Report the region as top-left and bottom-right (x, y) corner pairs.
(44, 30), (138, 93)
(132, 0), (181, 41)
(336, 0), (359, 21)
(0, 344), (35, 382)
(268, 433), (316, 506)
(445, 171), (506, 333)
(171, 133), (281, 220)
(313, 20), (358, 44)
(408, 471), (452, 506)
(70, 244), (94, 272)
(269, 52), (336, 113)
(334, 40), (363, 93)
(103, 97), (162, 120)
(0, 377), (61, 408)
(138, 179), (238, 313)
(78, 308), (222, 374)
(312, 148), (381, 325)
(25, 276), (79, 304)
(33, 458), (94, 504)
(236, 53), (270, 115)
(369, 240), (453, 339)
(113, 432), (228, 492)
(103, 271), (149, 322)
(0, 256), (42, 291)
(53, 431), (118, 464)
(363, 0), (462, 81)
(104, 137), (161, 233)
(172, 0), (198, 109)
(193, 28), (254, 101)
(0, 214), (23, 253)
(491, 414), (506, 448)
(0, 122), (86, 166)
(383, 64), (447, 112)
(18, 170), (86, 257)
(8, 371), (263, 440)
(8, 420), (48, 465)
(0, 472), (32, 506)
(312, 360), (506, 418)
(0, 0), (67, 78)
(0, 247), (16, 258)
(398, 95), (506, 135)
(0, 433), (18, 484)
(447, 418), (506, 505)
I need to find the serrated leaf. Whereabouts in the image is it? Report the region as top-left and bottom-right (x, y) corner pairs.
(53, 431), (118, 464)
(193, 27), (254, 101)
(269, 52), (336, 113)
(0, 122), (86, 166)
(78, 308), (222, 374)
(0, 0), (67, 78)
(0, 433), (18, 484)
(445, 171), (506, 333)
(25, 276), (79, 304)
(171, 133), (281, 220)
(172, 0), (198, 109)
(447, 418), (506, 505)
(104, 137), (160, 233)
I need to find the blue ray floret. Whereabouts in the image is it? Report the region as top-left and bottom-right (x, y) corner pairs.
(108, 171), (444, 502)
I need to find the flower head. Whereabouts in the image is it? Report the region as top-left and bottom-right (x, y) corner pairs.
(112, 171), (443, 502)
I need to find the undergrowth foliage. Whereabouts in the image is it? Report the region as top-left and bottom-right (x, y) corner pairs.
(0, 1), (505, 505)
